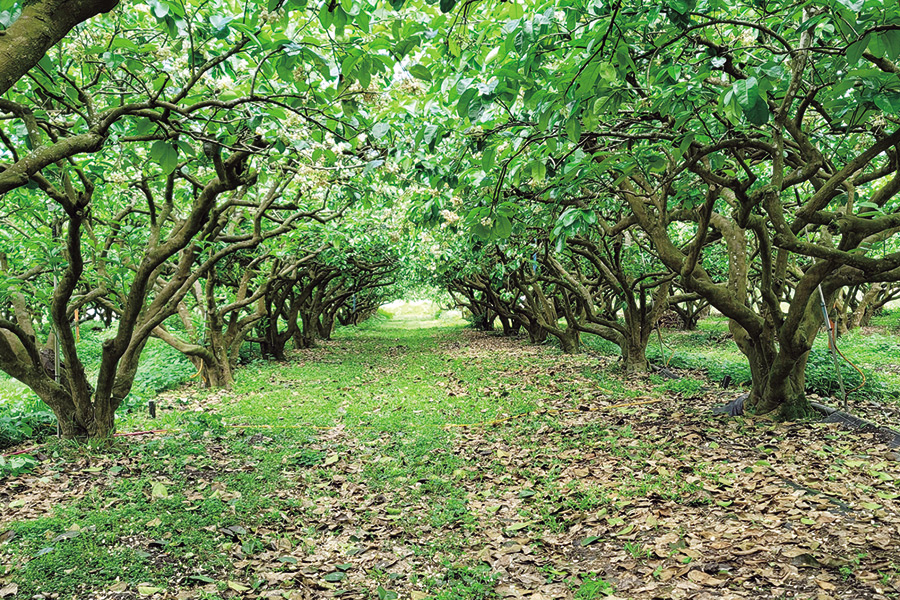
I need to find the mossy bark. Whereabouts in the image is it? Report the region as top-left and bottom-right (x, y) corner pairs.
(0, 0), (119, 96)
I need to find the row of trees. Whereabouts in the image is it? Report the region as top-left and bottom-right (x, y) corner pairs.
(391, 0), (900, 419)
(0, 0), (415, 439)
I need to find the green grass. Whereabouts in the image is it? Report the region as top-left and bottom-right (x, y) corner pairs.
(217, 322), (538, 432)
(0, 318), (532, 598)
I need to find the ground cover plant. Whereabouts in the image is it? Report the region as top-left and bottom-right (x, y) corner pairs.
(2, 313), (899, 599)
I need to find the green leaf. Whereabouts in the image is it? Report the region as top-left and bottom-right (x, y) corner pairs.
(846, 35), (869, 65)
(731, 77), (759, 109)
(482, 146), (496, 172)
(323, 572), (346, 582)
(538, 108), (553, 132)
(408, 64), (432, 81)
(318, 3), (333, 28)
(646, 154), (666, 172)
(138, 585), (164, 595)
(372, 123), (390, 139)
(150, 0), (168, 19)
(149, 141), (178, 174)
(580, 536), (601, 546)
(472, 222), (491, 240)
(875, 92), (900, 115)
(744, 97), (770, 125)
(566, 117), (582, 144)
(881, 29), (900, 61)
(150, 481), (169, 500)
(493, 215), (512, 239)
(457, 87), (477, 118)
(364, 159), (384, 174)
(209, 15), (232, 31)
(868, 33), (886, 59)
(678, 133), (694, 157)
(377, 587), (398, 600)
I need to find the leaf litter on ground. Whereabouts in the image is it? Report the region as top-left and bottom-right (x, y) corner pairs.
(0, 323), (899, 599)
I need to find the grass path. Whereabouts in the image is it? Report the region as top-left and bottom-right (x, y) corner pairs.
(1, 318), (900, 600)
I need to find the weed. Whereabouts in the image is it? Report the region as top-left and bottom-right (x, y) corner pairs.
(0, 453), (38, 477)
(623, 541), (652, 559)
(657, 377), (705, 398)
(181, 413), (227, 438)
(574, 573), (616, 598)
(0, 382), (56, 448)
(428, 562), (498, 600)
(429, 497), (473, 530)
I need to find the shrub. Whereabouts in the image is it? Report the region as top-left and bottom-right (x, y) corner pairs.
(0, 382), (56, 449)
(804, 347), (887, 401)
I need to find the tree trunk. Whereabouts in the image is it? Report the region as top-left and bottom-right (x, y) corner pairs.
(0, 0), (120, 100)
(557, 329), (581, 353)
(318, 312), (336, 340)
(40, 383), (115, 440)
(621, 334), (649, 373)
(294, 312), (316, 349)
(671, 300), (708, 330)
(733, 324), (815, 420)
(849, 284), (882, 331)
(202, 357), (233, 389)
(524, 320), (547, 344)
(203, 328), (235, 388)
(473, 310), (494, 331)
(498, 314), (521, 336)
(265, 326), (289, 360)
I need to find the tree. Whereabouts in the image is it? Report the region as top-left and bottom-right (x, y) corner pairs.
(148, 178), (336, 388)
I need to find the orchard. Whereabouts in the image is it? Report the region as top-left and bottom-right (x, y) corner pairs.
(1, 1), (900, 598)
